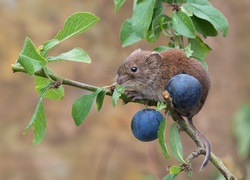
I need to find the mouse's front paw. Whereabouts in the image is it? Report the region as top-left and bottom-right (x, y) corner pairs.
(125, 90), (144, 101)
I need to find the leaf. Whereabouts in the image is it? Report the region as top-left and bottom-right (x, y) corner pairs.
(40, 39), (60, 57)
(132, 0), (156, 38)
(114, 0), (126, 12)
(151, 14), (172, 38)
(47, 48), (91, 63)
(176, 0), (187, 3)
(32, 103), (46, 144)
(188, 170), (193, 178)
(150, 5), (164, 35)
(233, 105), (250, 158)
(23, 86), (48, 144)
(162, 174), (176, 180)
(146, 30), (160, 43)
(146, 3), (165, 43)
(158, 118), (170, 159)
(23, 101), (45, 143)
(156, 102), (167, 111)
(170, 123), (186, 163)
(96, 90), (107, 111)
(162, 0), (174, 3)
(180, 5), (193, 16)
(72, 88), (102, 126)
(191, 15), (217, 37)
(112, 84), (125, 108)
(188, 36), (211, 68)
(169, 166), (182, 175)
(54, 12), (100, 41)
(120, 18), (141, 47)
(154, 46), (173, 52)
(187, 0), (211, 6)
(172, 11), (195, 38)
(184, 44), (193, 58)
(35, 76), (64, 100)
(184, 3), (228, 37)
(17, 37), (47, 76)
(42, 12), (100, 56)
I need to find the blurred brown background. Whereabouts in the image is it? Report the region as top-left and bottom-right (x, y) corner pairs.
(1, 0), (249, 179)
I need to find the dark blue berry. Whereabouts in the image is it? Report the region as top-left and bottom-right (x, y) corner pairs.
(166, 74), (202, 111)
(131, 109), (164, 142)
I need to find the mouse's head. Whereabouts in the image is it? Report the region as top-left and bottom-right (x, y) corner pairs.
(116, 49), (162, 91)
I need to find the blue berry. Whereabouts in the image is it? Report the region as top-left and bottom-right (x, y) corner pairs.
(166, 74), (202, 111)
(131, 109), (164, 142)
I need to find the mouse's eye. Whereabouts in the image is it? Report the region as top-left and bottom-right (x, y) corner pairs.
(131, 66), (138, 72)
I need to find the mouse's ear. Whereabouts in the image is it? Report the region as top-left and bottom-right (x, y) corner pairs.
(130, 48), (141, 56)
(146, 52), (162, 67)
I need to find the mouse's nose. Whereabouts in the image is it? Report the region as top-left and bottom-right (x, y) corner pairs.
(116, 75), (123, 85)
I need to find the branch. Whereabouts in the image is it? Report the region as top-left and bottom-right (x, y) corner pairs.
(162, 92), (237, 179)
(11, 64), (158, 106)
(11, 64), (237, 179)
(11, 64), (103, 93)
(180, 117), (236, 179)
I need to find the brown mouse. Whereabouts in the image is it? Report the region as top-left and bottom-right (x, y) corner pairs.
(116, 48), (211, 170)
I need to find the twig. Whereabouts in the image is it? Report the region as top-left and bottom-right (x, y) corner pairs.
(11, 64), (157, 106)
(11, 64), (237, 179)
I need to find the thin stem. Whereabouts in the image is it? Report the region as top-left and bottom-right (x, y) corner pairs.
(42, 67), (54, 81)
(174, 35), (180, 49)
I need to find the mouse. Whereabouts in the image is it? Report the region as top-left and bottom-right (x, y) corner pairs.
(116, 48), (211, 170)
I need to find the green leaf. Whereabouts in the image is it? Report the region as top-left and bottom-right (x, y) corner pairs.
(169, 166), (182, 175)
(183, 44), (193, 58)
(32, 103), (46, 144)
(154, 46), (173, 52)
(162, 174), (176, 180)
(23, 101), (46, 143)
(132, 0), (156, 38)
(233, 105), (250, 158)
(158, 118), (170, 159)
(184, 3), (228, 37)
(35, 76), (64, 100)
(114, 0), (126, 12)
(112, 84), (125, 108)
(120, 18), (141, 47)
(191, 15), (217, 37)
(176, 0), (187, 3)
(151, 14), (172, 37)
(172, 11), (195, 38)
(146, 30), (160, 43)
(23, 85), (48, 144)
(42, 12), (100, 56)
(17, 37), (47, 76)
(41, 39), (60, 57)
(188, 36), (211, 68)
(188, 170), (193, 178)
(156, 102), (167, 111)
(147, 6), (170, 42)
(54, 12), (100, 41)
(96, 90), (107, 111)
(187, 0), (211, 6)
(47, 48), (91, 63)
(151, 5), (164, 33)
(170, 123), (186, 163)
(72, 88), (102, 126)
(180, 5), (193, 16)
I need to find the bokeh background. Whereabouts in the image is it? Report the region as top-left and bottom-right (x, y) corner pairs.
(1, 0), (250, 179)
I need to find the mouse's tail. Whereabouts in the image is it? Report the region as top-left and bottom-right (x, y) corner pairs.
(187, 118), (211, 171)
